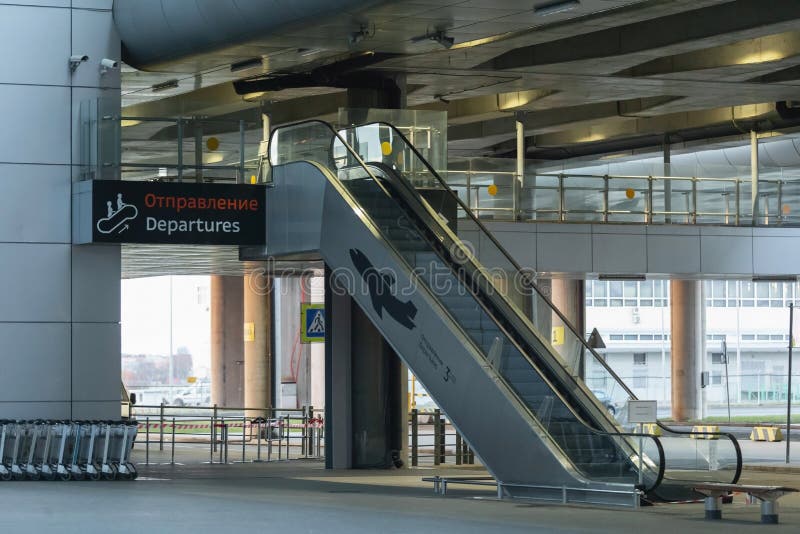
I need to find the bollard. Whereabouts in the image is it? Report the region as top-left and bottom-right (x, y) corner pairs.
(145, 416), (150, 465)
(433, 410), (441, 466)
(171, 417), (176, 465)
(411, 409), (419, 467)
(159, 402), (165, 451)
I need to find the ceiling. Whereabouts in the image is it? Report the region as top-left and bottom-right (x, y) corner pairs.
(115, 0), (800, 277)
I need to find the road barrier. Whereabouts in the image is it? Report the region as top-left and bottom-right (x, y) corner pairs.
(750, 426), (783, 442)
(690, 425), (721, 440)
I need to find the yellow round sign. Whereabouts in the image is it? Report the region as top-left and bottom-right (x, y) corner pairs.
(487, 184), (498, 196)
(206, 137), (220, 151)
(380, 141), (393, 156)
(625, 188), (636, 199)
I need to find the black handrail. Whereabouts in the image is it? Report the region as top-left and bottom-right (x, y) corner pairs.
(655, 423), (743, 484)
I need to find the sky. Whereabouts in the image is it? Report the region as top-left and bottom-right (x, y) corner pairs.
(121, 275), (211, 378)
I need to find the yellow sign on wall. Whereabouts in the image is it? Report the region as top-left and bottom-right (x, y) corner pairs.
(551, 326), (565, 346)
(244, 322), (255, 342)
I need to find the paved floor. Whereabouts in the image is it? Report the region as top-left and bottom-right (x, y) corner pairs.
(1, 456), (800, 533)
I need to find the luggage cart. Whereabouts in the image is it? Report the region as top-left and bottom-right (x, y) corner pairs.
(0, 420), (13, 481)
(115, 421), (138, 480)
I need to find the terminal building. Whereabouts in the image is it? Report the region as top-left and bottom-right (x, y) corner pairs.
(4, 0), (800, 509)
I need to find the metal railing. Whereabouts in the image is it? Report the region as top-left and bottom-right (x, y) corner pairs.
(442, 170), (800, 226)
(409, 409), (477, 467)
(130, 404), (324, 466)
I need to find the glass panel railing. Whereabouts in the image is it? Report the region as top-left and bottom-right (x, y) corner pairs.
(270, 120), (665, 488)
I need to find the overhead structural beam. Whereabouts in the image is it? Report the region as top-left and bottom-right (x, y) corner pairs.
(479, 0), (800, 71)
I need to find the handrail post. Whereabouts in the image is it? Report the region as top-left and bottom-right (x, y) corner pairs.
(159, 402), (165, 451)
(411, 409), (418, 467)
(735, 179), (741, 226)
(602, 175), (609, 223)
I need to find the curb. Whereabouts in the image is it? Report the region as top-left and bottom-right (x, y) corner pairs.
(743, 464), (800, 474)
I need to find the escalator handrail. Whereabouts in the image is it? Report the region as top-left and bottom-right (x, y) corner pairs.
(343, 121), (637, 401)
(654, 422), (743, 484)
(348, 121), (740, 460)
(271, 120), (688, 492)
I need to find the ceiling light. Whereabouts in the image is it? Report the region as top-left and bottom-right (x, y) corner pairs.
(533, 0), (580, 16)
(151, 79), (179, 92)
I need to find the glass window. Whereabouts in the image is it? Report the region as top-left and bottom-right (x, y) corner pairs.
(711, 372), (722, 385)
(741, 282), (754, 298)
(640, 299), (653, 306)
(711, 352), (726, 364)
(633, 370), (647, 388)
(640, 334), (653, 341)
(712, 280), (725, 299)
(757, 334), (770, 341)
(585, 283), (593, 297)
(633, 352), (647, 365)
(610, 282), (623, 298)
(624, 334), (637, 340)
(623, 281), (637, 298)
(770, 282), (783, 299)
(640, 281), (654, 298)
(610, 299), (623, 307)
(593, 281), (607, 297)
(610, 334), (623, 341)
(624, 299), (637, 306)
(654, 281), (665, 298)
(742, 334), (755, 341)
(726, 280), (739, 298)
(756, 283), (769, 298)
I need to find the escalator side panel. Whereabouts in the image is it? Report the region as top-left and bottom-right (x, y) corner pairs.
(269, 161), (583, 488)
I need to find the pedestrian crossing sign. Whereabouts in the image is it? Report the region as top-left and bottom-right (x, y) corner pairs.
(301, 303), (325, 343)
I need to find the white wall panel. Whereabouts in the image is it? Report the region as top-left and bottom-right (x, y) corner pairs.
(0, 5), (70, 86)
(0, 323), (70, 402)
(0, 244), (70, 322)
(72, 245), (121, 323)
(0, 164), (70, 243)
(0, 85), (70, 165)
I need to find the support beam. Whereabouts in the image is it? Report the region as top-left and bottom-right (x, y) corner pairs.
(210, 276), (244, 407)
(751, 129), (759, 225)
(244, 271), (273, 417)
(550, 280), (586, 379)
(671, 280), (705, 421)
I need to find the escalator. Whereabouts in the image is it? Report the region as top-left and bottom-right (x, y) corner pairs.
(265, 120), (741, 506)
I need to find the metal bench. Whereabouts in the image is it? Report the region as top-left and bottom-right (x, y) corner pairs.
(692, 483), (798, 524)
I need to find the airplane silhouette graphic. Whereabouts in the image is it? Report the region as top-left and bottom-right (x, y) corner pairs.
(349, 248), (417, 330)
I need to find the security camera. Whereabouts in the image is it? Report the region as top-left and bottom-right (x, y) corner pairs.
(69, 54), (89, 72)
(99, 58), (119, 74)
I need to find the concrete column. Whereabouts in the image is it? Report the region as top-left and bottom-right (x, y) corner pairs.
(210, 276), (244, 407)
(325, 266), (352, 469)
(670, 280), (705, 421)
(0, 3), (121, 419)
(244, 270), (273, 417)
(550, 279), (586, 378)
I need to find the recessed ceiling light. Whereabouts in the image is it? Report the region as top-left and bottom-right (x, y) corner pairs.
(533, 0), (580, 16)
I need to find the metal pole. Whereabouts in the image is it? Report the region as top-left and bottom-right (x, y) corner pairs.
(171, 417), (176, 465)
(145, 416), (150, 465)
(664, 135), (672, 224)
(751, 130), (759, 225)
(168, 278), (173, 397)
(212, 404), (218, 453)
(788, 302), (794, 464)
(515, 114), (525, 221)
(433, 409), (441, 466)
(159, 402), (165, 451)
(177, 118), (184, 182)
(411, 409), (418, 467)
(723, 340), (731, 423)
(239, 119), (246, 184)
(242, 415), (246, 463)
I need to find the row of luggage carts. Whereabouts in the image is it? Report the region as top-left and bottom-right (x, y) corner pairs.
(0, 420), (138, 481)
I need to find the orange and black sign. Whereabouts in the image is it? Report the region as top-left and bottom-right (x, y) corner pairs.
(91, 180), (266, 245)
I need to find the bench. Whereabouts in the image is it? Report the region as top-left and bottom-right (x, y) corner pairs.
(692, 483), (798, 524)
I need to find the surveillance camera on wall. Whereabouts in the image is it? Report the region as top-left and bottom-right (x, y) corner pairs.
(99, 58), (119, 74)
(69, 54), (89, 72)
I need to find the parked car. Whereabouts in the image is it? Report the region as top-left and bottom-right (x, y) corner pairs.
(591, 389), (619, 416)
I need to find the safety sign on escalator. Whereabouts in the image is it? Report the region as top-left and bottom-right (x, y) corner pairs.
(301, 303), (325, 343)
